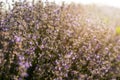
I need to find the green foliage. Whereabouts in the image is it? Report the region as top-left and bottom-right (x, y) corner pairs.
(116, 26), (120, 35)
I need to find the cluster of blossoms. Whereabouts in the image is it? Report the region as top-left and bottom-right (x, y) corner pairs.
(0, 0), (120, 80)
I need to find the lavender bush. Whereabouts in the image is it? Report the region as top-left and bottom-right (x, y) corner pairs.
(0, 0), (120, 80)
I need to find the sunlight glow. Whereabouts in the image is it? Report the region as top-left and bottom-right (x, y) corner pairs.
(1, 0), (120, 10)
(41, 0), (120, 8)
(53, 0), (120, 8)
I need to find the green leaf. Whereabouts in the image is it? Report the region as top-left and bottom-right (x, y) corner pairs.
(116, 26), (120, 35)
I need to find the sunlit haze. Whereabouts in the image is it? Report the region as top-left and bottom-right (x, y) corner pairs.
(1, 0), (120, 10)
(49, 0), (120, 8)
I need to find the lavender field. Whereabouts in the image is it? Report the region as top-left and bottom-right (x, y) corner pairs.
(0, 0), (120, 80)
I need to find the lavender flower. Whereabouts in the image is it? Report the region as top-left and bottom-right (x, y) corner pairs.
(21, 72), (28, 77)
(18, 55), (24, 61)
(14, 36), (21, 42)
(24, 62), (31, 68)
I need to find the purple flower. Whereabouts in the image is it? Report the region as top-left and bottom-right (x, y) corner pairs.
(96, 55), (100, 59)
(28, 34), (31, 38)
(25, 47), (35, 54)
(18, 77), (23, 80)
(33, 35), (37, 40)
(21, 72), (28, 77)
(29, 41), (33, 45)
(19, 61), (31, 69)
(2, 27), (9, 31)
(117, 55), (120, 60)
(30, 47), (35, 51)
(18, 55), (24, 61)
(53, 8), (60, 14)
(24, 62), (31, 68)
(64, 64), (70, 69)
(26, 17), (30, 21)
(19, 61), (24, 66)
(40, 44), (44, 49)
(15, 36), (21, 42)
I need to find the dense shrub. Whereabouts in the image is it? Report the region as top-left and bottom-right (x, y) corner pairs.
(0, 0), (120, 80)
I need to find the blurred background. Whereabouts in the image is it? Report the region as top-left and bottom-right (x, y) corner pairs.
(1, 0), (120, 9)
